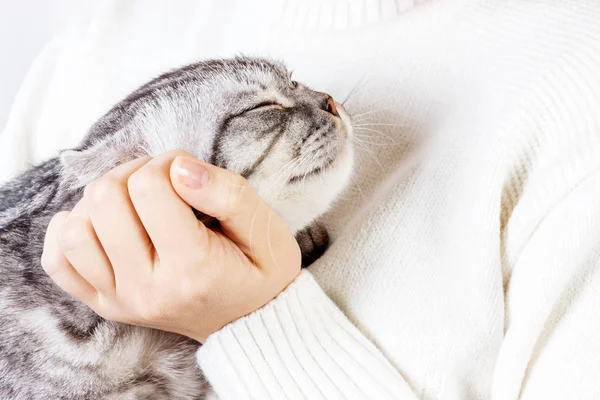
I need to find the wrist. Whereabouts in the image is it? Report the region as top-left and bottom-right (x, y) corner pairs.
(197, 269), (304, 342)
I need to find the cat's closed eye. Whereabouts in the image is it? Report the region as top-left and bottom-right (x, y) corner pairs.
(246, 101), (285, 113)
(0, 56), (354, 400)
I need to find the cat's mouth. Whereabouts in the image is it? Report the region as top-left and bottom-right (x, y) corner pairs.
(288, 131), (349, 184)
(287, 100), (352, 185)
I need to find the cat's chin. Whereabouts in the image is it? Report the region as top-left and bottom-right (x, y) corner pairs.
(289, 109), (353, 186)
(274, 142), (354, 234)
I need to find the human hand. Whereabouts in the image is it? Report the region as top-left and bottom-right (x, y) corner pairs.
(41, 150), (301, 343)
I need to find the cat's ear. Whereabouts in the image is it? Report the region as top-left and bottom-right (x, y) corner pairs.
(60, 130), (144, 187)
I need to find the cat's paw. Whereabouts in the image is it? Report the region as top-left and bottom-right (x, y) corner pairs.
(295, 222), (330, 268)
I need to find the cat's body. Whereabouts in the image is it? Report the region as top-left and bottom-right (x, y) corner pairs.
(0, 58), (353, 399)
(0, 160), (207, 399)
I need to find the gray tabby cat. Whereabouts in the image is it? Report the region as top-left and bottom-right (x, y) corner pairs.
(0, 57), (354, 399)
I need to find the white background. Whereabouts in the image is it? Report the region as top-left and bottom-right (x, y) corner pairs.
(0, 0), (85, 129)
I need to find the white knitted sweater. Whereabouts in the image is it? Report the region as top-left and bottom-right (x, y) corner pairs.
(1, 1), (599, 399)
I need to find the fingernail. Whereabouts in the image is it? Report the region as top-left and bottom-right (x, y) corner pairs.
(173, 157), (210, 189)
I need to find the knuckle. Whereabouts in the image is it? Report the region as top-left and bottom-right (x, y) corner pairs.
(127, 165), (162, 198)
(40, 250), (64, 275)
(167, 269), (211, 307)
(47, 210), (69, 232)
(84, 176), (121, 206)
(56, 221), (87, 253)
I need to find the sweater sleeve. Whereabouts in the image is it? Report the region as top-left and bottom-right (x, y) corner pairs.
(196, 271), (417, 400)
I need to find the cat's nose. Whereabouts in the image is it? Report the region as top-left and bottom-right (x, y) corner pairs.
(323, 95), (339, 117)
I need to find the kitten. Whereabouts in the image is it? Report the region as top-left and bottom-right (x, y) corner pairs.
(0, 57), (353, 399)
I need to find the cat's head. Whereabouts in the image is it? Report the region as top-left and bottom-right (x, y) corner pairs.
(61, 57), (353, 232)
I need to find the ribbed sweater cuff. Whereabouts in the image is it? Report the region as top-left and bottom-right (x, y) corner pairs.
(197, 270), (416, 400)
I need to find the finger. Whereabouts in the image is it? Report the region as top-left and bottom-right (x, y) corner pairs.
(41, 211), (98, 305)
(170, 156), (300, 270)
(127, 150), (210, 263)
(84, 157), (154, 282)
(59, 199), (115, 294)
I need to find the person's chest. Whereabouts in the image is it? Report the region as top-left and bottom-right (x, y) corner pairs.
(310, 103), (509, 396)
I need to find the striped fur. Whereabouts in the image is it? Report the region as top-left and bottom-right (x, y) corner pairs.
(0, 57), (353, 399)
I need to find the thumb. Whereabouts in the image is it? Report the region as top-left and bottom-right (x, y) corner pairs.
(169, 156), (300, 270)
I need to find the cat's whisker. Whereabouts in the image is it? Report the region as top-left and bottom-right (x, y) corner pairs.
(246, 158), (302, 260)
(303, 151), (321, 191)
(3, 55), (360, 398)
(279, 153), (310, 188)
(248, 156), (305, 258)
(350, 115), (375, 123)
(352, 138), (394, 147)
(352, 131), (395, 144)
(348, 174), (367, 201)
(352, 130), (381, 138)
(353, 123), (408, 128)
(341, 72), (371, 107)
(353, 138), (398, 147)
(353, 141), (386, 173)
(265, 151), (314, 199)
(266, 207), (281, 272)
(297, 153), (316, 194)
(350, 107), (392, 120)
(352, 134), (386, 143)
(352, 131), (399, 147)
(263, 156), (302, 199)
(353, 127), (398, 144)
(247, 199), (263, 265)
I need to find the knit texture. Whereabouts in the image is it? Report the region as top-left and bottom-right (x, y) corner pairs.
(2, 1), (600, 399)
(197, 272), (416, 400)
